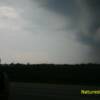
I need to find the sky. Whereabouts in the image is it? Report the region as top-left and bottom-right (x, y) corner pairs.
(0, 0), (100, 64)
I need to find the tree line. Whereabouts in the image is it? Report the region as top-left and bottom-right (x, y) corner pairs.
(0, 63), (100, 85)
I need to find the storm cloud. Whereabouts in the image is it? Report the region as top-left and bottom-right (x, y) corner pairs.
(36, 0), (100, 45)
(35, 0), (100, 62)
(0, 0), (100, 64)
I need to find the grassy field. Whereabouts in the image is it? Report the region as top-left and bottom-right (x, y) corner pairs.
(9, 82), (100, 100)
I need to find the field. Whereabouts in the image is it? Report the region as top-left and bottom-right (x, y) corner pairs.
(0, 64), (100, 99)
(9, 82), (100, 100)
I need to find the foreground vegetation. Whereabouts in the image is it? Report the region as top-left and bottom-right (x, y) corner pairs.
(0, 63), (100, 85)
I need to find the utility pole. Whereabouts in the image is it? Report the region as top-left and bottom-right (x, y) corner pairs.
(0, 58), (1, 64)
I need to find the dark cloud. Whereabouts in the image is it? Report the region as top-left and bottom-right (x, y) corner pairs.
(36, 0), (100, 63)
(79, 0), (100, 47)
(46, 0), (79, 16)
(38, 0), (100, 44)
(46, 0), (81, 30)
(35, 0), (81, 29)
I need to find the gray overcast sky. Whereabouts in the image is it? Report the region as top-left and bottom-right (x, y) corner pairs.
(0, 0), (100, 64)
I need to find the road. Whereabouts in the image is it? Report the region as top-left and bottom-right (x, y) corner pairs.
(9, 82), (100, 100)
